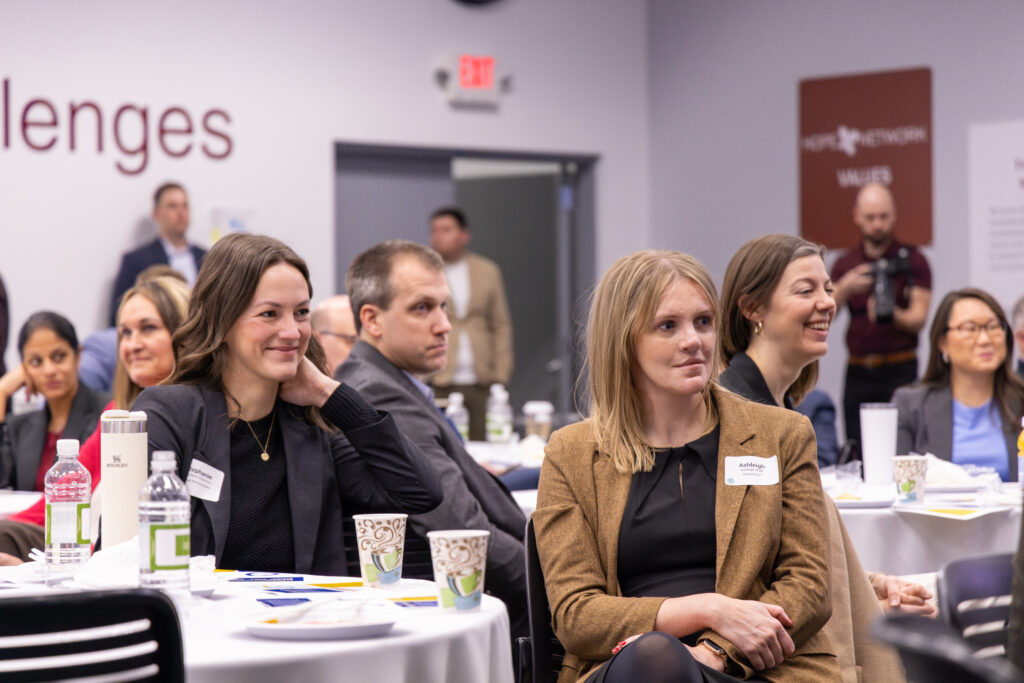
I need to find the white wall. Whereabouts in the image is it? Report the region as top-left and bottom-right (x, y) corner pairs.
(648, 0), (1024, 436)
(1, 0), (649, 370)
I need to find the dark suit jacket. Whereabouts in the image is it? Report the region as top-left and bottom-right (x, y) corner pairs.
(131, 383), (442, 575)
(534, 386), (838, 682)
(0, 383), (108, 490)
(335, 342), (527, 617)
(893, 383), (1018, 481)
(110, 238), (205, 325)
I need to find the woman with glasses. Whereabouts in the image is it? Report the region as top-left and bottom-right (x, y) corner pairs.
(894, 288), (1024, 481)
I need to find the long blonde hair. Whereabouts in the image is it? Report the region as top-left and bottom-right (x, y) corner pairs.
(586, 250), (720, 473)
(112, 276), (191, 409)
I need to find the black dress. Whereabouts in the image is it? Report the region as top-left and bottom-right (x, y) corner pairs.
(592, 426), (756, 682)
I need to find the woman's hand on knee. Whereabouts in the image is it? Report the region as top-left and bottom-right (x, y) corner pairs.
(708, 596), (795, 671)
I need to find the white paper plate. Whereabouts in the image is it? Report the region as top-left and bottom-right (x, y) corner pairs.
(245, 599), (399, 641)
(925, 484), (984, 494)
(831, 495), (894, 509)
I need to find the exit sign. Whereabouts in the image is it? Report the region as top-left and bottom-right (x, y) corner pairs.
(459, 55), (495, 90)
(442, 53), (502, 107)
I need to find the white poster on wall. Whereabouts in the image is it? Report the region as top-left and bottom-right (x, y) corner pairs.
(968, 120), (1024, 315)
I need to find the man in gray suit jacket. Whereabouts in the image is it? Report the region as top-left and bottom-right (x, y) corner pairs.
(335, 240), (527, 639)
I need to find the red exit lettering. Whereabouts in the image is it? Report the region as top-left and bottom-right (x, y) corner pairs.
(458, 55), (495, 90)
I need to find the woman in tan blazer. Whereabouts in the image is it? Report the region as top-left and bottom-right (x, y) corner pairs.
(534, 250), (840, 682)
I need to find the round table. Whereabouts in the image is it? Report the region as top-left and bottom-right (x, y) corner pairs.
(183, 576), (514, 683)
(512, 488), (1023, 575)
(838, 504), (1021, 575)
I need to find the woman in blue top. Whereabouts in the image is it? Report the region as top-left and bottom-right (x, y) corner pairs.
(894, 288), (1024, 481)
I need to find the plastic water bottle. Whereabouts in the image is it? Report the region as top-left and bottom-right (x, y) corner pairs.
(486, 384), (513, 443)
(139, 451), (191, 595)
(445, 392), (470, 441)
(44, 439), (92, 584)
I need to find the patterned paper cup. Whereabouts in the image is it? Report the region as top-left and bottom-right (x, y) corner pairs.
(427, 530), (489, 612)
(894, 455), (928, 504)
(353, 514), (407, 588)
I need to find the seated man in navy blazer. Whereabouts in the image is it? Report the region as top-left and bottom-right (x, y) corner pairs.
(109, 182), (205, 324)
(335, 240), (527, 640)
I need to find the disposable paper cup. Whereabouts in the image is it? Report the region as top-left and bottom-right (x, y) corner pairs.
(860, 403), (898, 486)
(427, 530), (489, 612)
(353, 514), (407, 588)
(894, 455), (928, 504)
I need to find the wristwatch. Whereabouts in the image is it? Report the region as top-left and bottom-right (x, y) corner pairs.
(698, 638), (730, 670)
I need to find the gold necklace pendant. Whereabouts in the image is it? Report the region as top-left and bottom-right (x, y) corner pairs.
(245, 410), (276, 462)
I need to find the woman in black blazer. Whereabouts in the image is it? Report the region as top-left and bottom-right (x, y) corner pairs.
(132, 234), (442, 574)
(0, 312), (107, 491)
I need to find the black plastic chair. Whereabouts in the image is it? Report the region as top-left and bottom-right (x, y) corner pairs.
(871, 613), (1022, 683)
(0, 588), (184, 682)
(937, 552), (1014, 655)
(516, 517), (565, 683)
(341, 515), (435, 581)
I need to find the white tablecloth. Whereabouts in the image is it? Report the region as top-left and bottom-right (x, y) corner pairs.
(183, 577), (513, 683)
(0, 491), (42, 520)
(512, 488), (1023, 575)
(839, 505), (1021, 575)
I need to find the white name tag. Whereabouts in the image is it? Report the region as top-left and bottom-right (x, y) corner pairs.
(724, 455), (780, 486)
(186, 459), (224, 502)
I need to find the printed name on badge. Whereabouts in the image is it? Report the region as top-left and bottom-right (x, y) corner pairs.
(724, 455), (780, 486)
(186, 459), (224, 501)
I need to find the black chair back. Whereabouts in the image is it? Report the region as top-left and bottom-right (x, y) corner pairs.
(341, 515), (435, 581)
(937, 552), (1014, 655)
(0, 588), (185, 682)
(871, 613), (1022, 683)
(516, 517), (564, 683)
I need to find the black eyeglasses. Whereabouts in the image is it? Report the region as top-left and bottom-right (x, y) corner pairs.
(945, 320), (1006, 340)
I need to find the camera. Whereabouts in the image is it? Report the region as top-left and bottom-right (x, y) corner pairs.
(871, 247), (912, 324)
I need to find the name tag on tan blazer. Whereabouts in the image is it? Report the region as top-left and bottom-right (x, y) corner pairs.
(724, 455), (780, 486)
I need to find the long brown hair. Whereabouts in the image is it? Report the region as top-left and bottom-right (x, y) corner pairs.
(169, 233), (330, 425)
(720, 234), (827, 405)
(921, 288), (1024, 429)
(586, 250), (720, 474)
(112, 276), (190, 409)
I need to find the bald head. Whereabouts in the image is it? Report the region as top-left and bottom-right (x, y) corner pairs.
(853, 182), (896, 251)
(312, 295), (358, 374)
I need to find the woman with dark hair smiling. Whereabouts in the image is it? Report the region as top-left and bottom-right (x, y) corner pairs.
(132, 233), (442, 574)
(894, 287), (1024, 481)
(0, 312), (108, 491)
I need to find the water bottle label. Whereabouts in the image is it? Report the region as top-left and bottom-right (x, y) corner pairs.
(45, 502), (90, 545)
(140, 523), (190, 571)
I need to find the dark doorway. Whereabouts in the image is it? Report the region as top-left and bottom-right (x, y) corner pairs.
(334, 143), (597, 423)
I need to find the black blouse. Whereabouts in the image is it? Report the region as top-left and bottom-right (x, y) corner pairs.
(618, 426), (720, 610)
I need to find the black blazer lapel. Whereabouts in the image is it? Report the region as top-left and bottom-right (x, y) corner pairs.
(195, 386), (234, 562)
(14, 410), (48, 491)
(279, 404), (323, 574)
(923, 387), (954, 461)
(64, 386), (99, 443)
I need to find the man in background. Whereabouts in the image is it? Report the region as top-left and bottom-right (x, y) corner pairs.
(312, 295), (358, 376)
(110, 182), (205, 325)
(336, 240), (526, 640)
(831, 182), (932, 451)
(427, 207), (513, 441)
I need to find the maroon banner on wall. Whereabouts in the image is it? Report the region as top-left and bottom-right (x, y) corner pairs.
(799, 67), (932, 249)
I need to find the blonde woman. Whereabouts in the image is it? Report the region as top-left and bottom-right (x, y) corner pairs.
(533, 250), (838, 682)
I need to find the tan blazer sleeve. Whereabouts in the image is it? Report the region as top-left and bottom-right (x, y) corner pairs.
(533, 426), (665, 663)
(488, 263), (514, 383)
